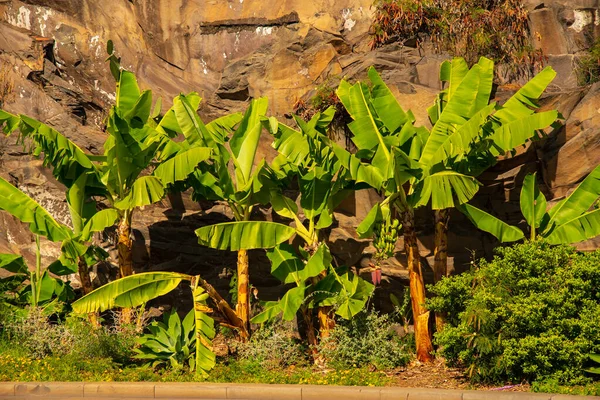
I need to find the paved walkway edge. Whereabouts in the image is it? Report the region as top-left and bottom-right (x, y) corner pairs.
(0, 382), (597, 399)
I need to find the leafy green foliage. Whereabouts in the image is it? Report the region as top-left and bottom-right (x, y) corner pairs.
(428, 241), (600, 384)
(134, 309), (196, 370)
(196, 221), (295, 251)
(0, 176), (69, 242)
(234, 319), (308, 369)
(586, 354), (600, 375)
(71, 272), (216, 375)
(0, 253), (74, 308)
(460, 167), (600, 245)
(72, 272), (186, 314)
(254, 108), (374, 327)
(318, 310), (412, 370)
(0, 341), (391, 386)
(3, 309), (136, 361)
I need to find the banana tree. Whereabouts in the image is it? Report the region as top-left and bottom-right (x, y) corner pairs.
(459, 167), (600, 245)
(246, 108), (373, 352)
(415, 58), (557, 329)
(423, 58), (557, 303)
(156, 94), (271, 338)
(71, 271), (216, 375)
(0, 174), (118, 299)
(330, 65), (506, 361)
(0, 245), (73, 308)
(0, 59), (212, 314)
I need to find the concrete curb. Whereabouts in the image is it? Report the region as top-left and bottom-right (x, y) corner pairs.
(0, 383), (597, 399)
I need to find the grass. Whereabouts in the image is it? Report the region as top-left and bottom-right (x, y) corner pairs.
(0, 341), (391, 385)
(532, 379), (600, 396)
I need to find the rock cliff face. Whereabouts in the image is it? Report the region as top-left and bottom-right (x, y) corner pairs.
(0, 0), (599, 302)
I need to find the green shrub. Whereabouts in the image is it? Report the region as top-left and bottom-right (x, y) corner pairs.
(234, 319), (308, 369)
(3, 308), (136, 362)
(318, 310), (412, 370)
(428, 241), (600, 384)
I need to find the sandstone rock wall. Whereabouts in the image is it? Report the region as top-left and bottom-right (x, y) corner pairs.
(0, 0), (599, 303)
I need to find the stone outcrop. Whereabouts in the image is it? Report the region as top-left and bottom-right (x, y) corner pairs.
(0, 0), (599, 303)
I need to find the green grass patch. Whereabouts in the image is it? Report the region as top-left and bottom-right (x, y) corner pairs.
(0, 344), (391, 385)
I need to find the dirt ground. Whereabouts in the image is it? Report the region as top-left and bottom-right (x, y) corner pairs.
(387, 359), (531, 392)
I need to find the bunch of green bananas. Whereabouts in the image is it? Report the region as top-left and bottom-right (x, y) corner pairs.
(373, 217), (400, 260)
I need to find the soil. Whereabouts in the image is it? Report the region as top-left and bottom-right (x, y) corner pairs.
(387, 359), (531, 392)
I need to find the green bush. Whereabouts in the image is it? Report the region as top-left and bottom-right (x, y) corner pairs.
(428, 241), (600, 384)
(3, 308), (136, 362)
(318, 310), (412, 370)
(234, 319), (308, 369)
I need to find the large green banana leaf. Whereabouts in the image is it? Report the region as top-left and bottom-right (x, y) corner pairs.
(279, 284), (306, 321)
(0, 254), (28, 274)
(19, 115), (98, 189)
(295, 243), (331, 282)
(0, 176), (69, 241)
(489, 110), (558, 153)
(0, 110), (20, 134)
(428, 103), (496, 167)
(337, 80), (392, 168)
(269, 191), (299, 221)
(66, 173), (99, 235)
(357, 202), (385, 238)
(116, 71), (142, 116)
(493, 67), (556, 123)
(469, 57), (495, 115)
(271, 122), (310, 166)
(520, 173), (546, 231)
(330, 142), (384, 189)
(440, 57), (470, 102)
(80, 209), (120, 241)
(196, 221), (295, 251)
(251, 284), (306, 324)
(229, 97), (269, 188)
(72, 272), (187, 313)
(546, 165), (600, 229)
(114, 176), (165, 210)
(268, 244), (304, 284)
(153, 147), (212, 186)
(368, 67), (409, 134)
(299, 168), (333, 221)
(191, 285), (216, 375)
(205, 112), (243, 143)
(335, 272), (375, 320)
(419, 64), (481, 166)
(413, 170), (480, 210)
(545, 208), (600, 245)
(172, 94), (213, 147)
(458, 203), (525, 242)
(124, 90), (153, 123)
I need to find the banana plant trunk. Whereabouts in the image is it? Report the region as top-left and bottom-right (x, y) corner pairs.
(117, 210), (134, 278)
(77, 258), (94, 295)
(433, 209), (449, 331)
(317, 305), (335, 339)
(236, 249), (250, 338)
(117, 209), (134, 324)
(78, 257), (100, 327)
(301, 305), (319, 360)
(401, 208), (434, 362)
(309, 241), (336, 340)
